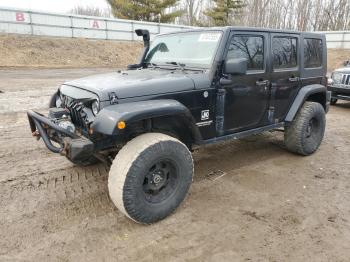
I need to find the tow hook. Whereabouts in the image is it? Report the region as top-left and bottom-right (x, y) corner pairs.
(60, 140), (69, 156)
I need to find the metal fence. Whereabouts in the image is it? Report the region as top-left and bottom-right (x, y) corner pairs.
(0, 7), (349, 48)
(320, 31), (350, 49)
(0, 7), (192, 41)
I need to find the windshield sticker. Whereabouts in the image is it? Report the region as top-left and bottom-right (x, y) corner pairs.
(198, 33), (221, 42)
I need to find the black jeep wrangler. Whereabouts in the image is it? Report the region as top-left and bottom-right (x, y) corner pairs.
(28, 27), (330, 224)
(328, 60), (350, 104)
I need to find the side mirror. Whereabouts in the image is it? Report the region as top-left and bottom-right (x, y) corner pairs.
(224, 58), (248, 75)
(343, 60), (350, 67)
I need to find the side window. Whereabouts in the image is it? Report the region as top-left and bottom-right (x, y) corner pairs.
(227, 35), (264, 71)
(304, 38), (323, 68)
(272, 36), (298, 69)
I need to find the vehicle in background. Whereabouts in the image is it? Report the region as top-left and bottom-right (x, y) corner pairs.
(328, 60), (350, 105)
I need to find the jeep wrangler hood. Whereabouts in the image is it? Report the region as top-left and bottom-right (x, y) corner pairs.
(63, 69), (209, 101)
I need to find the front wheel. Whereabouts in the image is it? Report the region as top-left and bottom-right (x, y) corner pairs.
(49, 91), (60, 108)
(108, 133), (193, 224)
(284, 102), (326, 156)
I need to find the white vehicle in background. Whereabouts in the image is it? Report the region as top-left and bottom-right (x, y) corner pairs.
(328, 60), (350, 105)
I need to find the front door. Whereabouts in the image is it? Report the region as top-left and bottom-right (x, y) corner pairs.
(223, 31), (270, 133)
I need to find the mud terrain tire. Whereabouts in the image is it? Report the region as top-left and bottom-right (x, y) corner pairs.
(284, 102), (326, 156)
(108, 133), (193, 224)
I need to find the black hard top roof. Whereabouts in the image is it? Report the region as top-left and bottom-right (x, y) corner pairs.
(159, 26), (325, 37)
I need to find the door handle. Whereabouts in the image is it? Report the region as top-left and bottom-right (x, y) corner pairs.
(219, 77), (233, 85)
(256, 80), (269, 86)
(289, 76), (300, 82)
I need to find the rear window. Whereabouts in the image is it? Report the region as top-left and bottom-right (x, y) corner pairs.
(304, 38), (323, 68)
(272, 36), (298, 69)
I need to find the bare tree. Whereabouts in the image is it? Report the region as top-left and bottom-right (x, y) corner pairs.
(236, 0), (350, 31)
(69, 0), (350, 31)
(185, 0), (204, 25)
(69, 6), (111, 17)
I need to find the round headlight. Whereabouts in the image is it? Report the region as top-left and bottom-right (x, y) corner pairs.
(55, 94), (62, 108)
(91, 100), (99, 116)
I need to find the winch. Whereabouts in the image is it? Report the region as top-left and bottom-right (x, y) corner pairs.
(49, 107), (76, 133)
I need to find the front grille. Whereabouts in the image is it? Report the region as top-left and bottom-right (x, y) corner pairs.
(61, 95), (87, 129)
(69, 102), (86, 128)
(341, 74), (350, 85)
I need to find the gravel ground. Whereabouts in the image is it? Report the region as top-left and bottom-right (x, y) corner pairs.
(0, 68), (350, 262)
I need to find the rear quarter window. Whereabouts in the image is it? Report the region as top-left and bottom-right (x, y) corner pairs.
(304, 38), (323, 68)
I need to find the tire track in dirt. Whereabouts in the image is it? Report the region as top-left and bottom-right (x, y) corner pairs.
(0, 163), (118, 257)
(0, 89), (54, 113)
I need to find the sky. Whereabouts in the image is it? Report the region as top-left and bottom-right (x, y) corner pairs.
(0, 0), (110, 13)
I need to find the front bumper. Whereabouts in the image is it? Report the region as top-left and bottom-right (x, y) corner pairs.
(27, 110), (94, 162)
(328, 85), (350, 94)
(328, 85), (350, 101)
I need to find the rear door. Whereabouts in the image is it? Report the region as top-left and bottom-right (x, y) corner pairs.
(269, 33), (301, 121)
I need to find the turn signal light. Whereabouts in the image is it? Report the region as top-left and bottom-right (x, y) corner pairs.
(117, 121), (126, 129)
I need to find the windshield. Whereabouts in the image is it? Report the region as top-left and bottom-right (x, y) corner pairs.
(145, 31), (222, 69)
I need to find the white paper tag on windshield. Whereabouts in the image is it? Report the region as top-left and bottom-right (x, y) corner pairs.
(198, 33), (221, 42)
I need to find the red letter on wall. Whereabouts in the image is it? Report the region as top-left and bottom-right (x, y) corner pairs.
(15, 12), (25, 22)
(92, 20), (99, 29)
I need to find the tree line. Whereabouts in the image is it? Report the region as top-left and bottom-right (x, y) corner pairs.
(71, 0), (350, 31)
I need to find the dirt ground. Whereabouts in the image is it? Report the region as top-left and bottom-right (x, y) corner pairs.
(0, 68), (350, 262)
(0, 34), (142, 68)
(327, 49), (350, 72)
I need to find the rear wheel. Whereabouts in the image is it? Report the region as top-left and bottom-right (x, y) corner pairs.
(284, 102), (326, 156)
(108, 133), (193, 224)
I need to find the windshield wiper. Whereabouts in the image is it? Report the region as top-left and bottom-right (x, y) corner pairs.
(165, 61), (186, 70)
(146, 62), (159, 68)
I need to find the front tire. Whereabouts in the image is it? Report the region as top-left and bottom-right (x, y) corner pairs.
(108, 133), (193, 224)
(284, 102), (326, 156)
(49, 91), (60, 108)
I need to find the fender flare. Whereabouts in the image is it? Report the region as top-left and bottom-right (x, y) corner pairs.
(91, 99), (202, 141)
(285, 84), (327, 122)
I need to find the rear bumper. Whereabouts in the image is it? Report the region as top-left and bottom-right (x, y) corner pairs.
(27, 110), (94, 162)
(332, 94), (350, 101)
